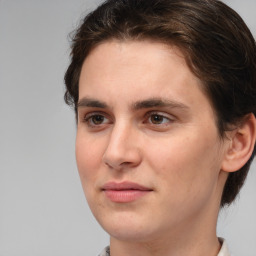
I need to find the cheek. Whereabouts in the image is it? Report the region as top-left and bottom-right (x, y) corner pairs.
(75, 134), (104, 185)
(144, 135), (222, 221)
(146, 131), (222, 196)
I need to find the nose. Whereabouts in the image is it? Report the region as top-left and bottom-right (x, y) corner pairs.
(102, 122), (142, 171)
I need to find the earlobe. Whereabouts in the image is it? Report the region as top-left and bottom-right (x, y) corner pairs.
(221, 113), (256, 173)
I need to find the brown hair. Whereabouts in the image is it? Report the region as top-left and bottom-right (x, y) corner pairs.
(64, 0), (256, 207)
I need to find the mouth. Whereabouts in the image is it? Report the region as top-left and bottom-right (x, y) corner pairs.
(102, 181), (153, 203)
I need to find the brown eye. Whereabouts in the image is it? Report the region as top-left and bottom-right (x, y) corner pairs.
(91, 115), (105, 125)
(83, 113), (110, 128)
(150, 114), (165, 124)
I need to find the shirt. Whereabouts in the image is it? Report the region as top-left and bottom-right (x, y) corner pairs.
(98, 238), (231, 256)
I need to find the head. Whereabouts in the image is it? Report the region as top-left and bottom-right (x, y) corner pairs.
(65, 0), (256, 208)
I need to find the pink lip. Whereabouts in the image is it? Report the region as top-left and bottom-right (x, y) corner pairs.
(102, 181), (153, 203)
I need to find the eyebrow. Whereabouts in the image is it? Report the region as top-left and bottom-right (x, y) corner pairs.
(132, 98), (189, 111)
(77, 97), (108, 109)
(77, 97), (189, 111)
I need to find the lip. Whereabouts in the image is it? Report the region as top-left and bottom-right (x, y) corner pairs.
(102, 181), (153, 203)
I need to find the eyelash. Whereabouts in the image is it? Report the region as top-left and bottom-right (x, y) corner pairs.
(82, 111), (174, 129)
(144, 111), (174, 125)
(83, 112), (112, 128)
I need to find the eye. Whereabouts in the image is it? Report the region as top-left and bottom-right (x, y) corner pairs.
(83, 112), (111, 127)
(90, 115), (106, 125)
(145, 112), (174, 126)
(149, 114), (168, 124)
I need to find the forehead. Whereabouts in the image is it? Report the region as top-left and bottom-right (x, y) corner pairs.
(78, 40), (213, 114)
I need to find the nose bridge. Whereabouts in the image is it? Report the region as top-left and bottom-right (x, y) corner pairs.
(109, 121), (131, 149)
(103, 119), (141, 169)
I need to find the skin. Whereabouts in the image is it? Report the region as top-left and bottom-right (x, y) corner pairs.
(76, 40), (231, 256)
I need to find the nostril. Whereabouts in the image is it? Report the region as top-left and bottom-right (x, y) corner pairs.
(102, 140), (142, 170)
(122, 161), (132, 166)
(104, 160), (132, 171)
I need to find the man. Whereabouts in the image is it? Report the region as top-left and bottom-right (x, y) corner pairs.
(64, 0), (256, 255)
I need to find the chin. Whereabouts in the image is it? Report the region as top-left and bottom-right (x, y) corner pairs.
(107, 225), (156, 242)
(96, 211), (162, 242)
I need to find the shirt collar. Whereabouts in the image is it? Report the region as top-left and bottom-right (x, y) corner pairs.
(218, 238), (231, 256)
(98, 238), (231, 256)
(98, 246), (110, 256)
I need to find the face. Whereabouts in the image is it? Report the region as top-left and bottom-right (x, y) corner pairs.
(76, 40), (228, 243)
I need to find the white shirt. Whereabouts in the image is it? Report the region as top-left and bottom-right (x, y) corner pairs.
(218, 238), (231, 256)
(98, 238), (231, 256)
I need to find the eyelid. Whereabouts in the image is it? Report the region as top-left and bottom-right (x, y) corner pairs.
(143, 111), (176, 125)
(80, 110), (108, 120)
(79, 110), (176, 131)
(82, 111), (112, 128)
(83, 111), (104, 120)
(145, 111), (175, 120)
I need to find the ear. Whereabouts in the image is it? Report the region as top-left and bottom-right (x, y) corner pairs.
(221, 113), (256, 173)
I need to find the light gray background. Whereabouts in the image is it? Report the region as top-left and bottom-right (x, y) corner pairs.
(0, 1), (255, 255)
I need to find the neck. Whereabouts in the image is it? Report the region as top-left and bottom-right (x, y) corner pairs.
(109, 192), (223, 256)
(110, 225), (221, 256)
